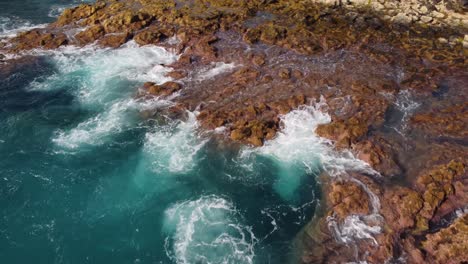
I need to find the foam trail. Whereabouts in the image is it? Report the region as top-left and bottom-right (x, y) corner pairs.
(197, 62), (238, 80)
(163, 195), (257, 264)
(53, 97), (173, 149)
(392, 89), (421, 134)
(30, 42), (177, 104)
(143, 111), (207, 174)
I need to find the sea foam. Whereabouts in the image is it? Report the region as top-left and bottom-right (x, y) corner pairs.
(163, 195), (257, 264)
(45, 42), (178, 149)
(143, 111), (207, 174)
(240, 97), (383, 245)
(240, 97), (377, 201)
(0, 16), (47, 40)
(197, 62), (238, 81)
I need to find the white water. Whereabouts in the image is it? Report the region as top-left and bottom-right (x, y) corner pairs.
(25, 41), (180, 149)
(163, 195), (257, 264)
(197, 62), (238, 81)
(238, 97), (383, 246)
(143, 111), (208, 174)
(240, 97), (377, 201)
(0, 16), (47, 40)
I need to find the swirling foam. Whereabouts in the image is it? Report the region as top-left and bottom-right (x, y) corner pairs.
(240, 97), (383, 246)
(240, 97), (377, 201)
(53, 97), (172, 149)
(45, 42), (178, 149)
(31, 42), (177, 104)
(163, 195), (257, 264)
(144, 111), (207, 174)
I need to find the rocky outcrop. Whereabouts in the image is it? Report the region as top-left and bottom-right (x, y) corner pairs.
(1, 0), (467, 263)
(422, 213), (468, 264)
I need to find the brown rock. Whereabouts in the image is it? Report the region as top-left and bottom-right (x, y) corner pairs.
(98, 32), (131, 48)
(381, 187), (424, 230)
(75, 25), (105, 45)
(328, 180), (370, 219)
(143, 81), (182, 97)
(422, 214), (468, 264)
(278, 68), (291, 79)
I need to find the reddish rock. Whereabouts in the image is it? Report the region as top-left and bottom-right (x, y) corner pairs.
(328, 180), (371, 219)
(75, 25), (105, 45)
(98, 33), (131, 48)
(422, 214), (468, 264)
(143, 81), (182, 97)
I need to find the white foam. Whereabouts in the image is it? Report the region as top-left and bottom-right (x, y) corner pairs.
(53, 97), (172, 149)
(144, 111), (207, 174)
(197, 62), (238, 80)
(0, 16), (47, 40)
(393, 89), (420, 132)
(239, 97), (384, 245)
(29, 42), (178, 104)
(328, 214), (382, 245)
(239, 97), (377, 201)
(455, 207), (468, 218)
(38, 42), (178, 148)
(163, 195), (257, 264)
(48, 0), (95, 18)
(252, 97), (377, 176)
(48, 6), (68, 18)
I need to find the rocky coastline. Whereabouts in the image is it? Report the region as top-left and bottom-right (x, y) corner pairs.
(1, 0), (467, 263)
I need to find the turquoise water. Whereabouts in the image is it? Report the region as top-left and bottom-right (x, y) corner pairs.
(0, 2), (326, 263)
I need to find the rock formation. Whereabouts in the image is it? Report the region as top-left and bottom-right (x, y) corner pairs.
(1, 0), (467, 263)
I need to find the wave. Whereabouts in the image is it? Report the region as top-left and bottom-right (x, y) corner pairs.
(48, 0), (96, 18)
(239, 97), (377, 201)
(29, 42), (177, 103)
(238, 97), (383, 248)
(163, 195), (257, 264)
(0, 16), (46, 40)
(53, 97), (172, 149)
(43, 42), (178, 149)
(143, 111), (207, 174)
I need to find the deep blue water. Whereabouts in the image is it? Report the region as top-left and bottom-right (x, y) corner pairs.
(0, 1), (322, 263)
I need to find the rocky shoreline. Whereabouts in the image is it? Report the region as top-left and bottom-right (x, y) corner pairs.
(1, 0), (467, 263)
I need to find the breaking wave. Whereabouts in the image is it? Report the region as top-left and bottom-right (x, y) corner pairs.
(0, 16), (46, 40)
(143, 111), (207, 174)
(37, 42), (179, 149)
(239, 97), (383, 247)
(240, 97), (377, 201)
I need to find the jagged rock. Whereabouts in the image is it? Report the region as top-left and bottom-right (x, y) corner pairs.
(143, 81), (182, 97)
(328, 180), (370, 219)
(422, 214), (468, 264)
(75, 25), (105, 45)
(98, 33), (131, 48)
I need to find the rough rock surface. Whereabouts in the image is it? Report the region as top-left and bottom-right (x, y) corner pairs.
(1, 0), (467, 263)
